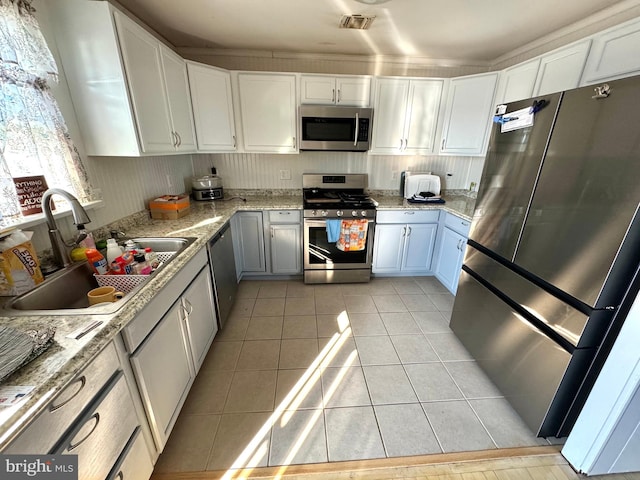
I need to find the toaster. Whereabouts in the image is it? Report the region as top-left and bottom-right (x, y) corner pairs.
(401, 171), (441, 199)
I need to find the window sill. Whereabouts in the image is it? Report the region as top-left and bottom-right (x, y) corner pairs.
(1, 200), (104, 232)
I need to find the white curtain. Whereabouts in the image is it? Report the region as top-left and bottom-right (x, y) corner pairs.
(0, 0), (92, 224)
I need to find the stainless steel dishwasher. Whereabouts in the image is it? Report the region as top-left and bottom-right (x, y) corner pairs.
(207, 221), (238, 329)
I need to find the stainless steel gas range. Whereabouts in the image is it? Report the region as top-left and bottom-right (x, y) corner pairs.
(302, 174), (377, 284)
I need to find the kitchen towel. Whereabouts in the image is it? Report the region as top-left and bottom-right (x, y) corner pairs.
(336, 219), (368, 252)
(326, 219), (341, 243)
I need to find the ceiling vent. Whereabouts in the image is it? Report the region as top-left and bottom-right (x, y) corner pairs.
(339, 14), (376, 30)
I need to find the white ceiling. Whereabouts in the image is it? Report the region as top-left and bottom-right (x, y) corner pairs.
(116, 0), (632, 63)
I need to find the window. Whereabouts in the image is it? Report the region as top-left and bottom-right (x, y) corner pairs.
(0, 0), (92, 226)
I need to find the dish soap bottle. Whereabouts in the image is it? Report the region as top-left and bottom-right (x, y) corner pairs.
(85, 248), (109, 274)
(77, 224), (96, 249)
(105, 238), (124, 264)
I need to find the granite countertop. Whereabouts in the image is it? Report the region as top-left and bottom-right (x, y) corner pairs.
(0, 192), (474, 449)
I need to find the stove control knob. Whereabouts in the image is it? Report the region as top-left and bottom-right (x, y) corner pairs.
(311, 210), (316, 216)
(351, 210), (358, 217)
(336, 210), (343, 217)
(361, 211), (368, 217)
(321, 210), (328, 217)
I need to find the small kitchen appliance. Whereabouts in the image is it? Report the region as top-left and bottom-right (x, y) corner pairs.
(303, 173), (377, 284)
(299, 106), (373, 151)
(401, 171), (441, 199)
(191, 174), (223, 201)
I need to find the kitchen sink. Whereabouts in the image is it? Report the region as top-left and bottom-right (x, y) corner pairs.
(1, 237), (196, 316)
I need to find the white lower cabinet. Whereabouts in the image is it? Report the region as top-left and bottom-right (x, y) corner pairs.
(3, 340), (155, 480)
(233, 210), (302, 277)
(373, 210), (439, 275)
(233, 211), (267, 275)
(122, 248), (216, 450)
(181, 268), (218, 372)
(130, 299), (194, 449)
(434, 213), (471, 294)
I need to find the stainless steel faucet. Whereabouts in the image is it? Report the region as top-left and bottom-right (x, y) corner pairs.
(42, 188), (91, 268)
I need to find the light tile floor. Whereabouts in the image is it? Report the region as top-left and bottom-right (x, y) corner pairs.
(154, 276), (549, 474)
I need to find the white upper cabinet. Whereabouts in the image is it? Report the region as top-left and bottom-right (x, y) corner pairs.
(370, 78), (443, 155)
(533, 40), (591, 96)
(49, 1), (196, 156)
(581, 17), (640, 84)
(496, 58), (541, 104)
(439, 72), (498, 156)
(300, 75), (371, 106)
(236, 73), (298, 153)
(113, 12), (175, 154)
(187, 62), (237, 152)
(159, 46), (197, 152)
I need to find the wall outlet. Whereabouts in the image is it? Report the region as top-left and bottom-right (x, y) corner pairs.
(166, 174), (173, 189)
(279, 169), (291, 180)
(391, 171), (399, 180)
(470, 181), (477, 191)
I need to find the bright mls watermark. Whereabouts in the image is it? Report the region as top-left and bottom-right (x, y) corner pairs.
(1, 455), (77, 479)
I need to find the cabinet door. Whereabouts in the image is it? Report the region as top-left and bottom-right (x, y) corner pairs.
(182, 267), (218, 372)
(270, 224), (302, 274)
(496, 58), (541, 104)
(160, 46), (197, 152)
(581, 18), (640, 84)
(404, 80), (443, 154)
(370, 78), (409, 154)
(401, 223), (438, 273)
(130, 300), (193, 448)
(238, 73), (297, 153)
(435, 227), (466, 294)
(114, 11), (174, 153)
(187, 62), (237, 151)
(336, 76), (371, 106)
(235, 212), (266, 273)
(533, 40), (591, 96)
(440, 72), (498, 156)
(300, 75), (336, 105)
(372, 224), (405, 273)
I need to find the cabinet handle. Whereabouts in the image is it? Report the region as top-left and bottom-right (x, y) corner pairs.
(401, 226), (406, 237)
(457, 239), (463, 250)
(68, 413), (100, 451)
(292, 136), (296, 148)
(176, 131), (182, 147)
(441, 137), (446, 150)
(232, 135), (237, 148)
(399, 138), (403, 151)
(270, 226), (274, 238)
(404, 211), (415, 215)
(171, 131), (178, 147)
(332, 88), (336, 103)
(337, 89), (341, 103)
(116, 472), (124, 480)
(50, 376), (86, 412)
(407, 226), (412, 236)
(184, 298), (193, 315)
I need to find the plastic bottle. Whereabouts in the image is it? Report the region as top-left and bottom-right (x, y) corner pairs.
(106, 238), (124, 264)
(144, 247), (159, 269)
(85, 248), (109, 274)
(133, 252), (152, 275)
(124, 239), (140, 252)
(77, 225), (96, 249)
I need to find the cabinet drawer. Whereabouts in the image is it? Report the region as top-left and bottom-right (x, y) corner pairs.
(107, 427), (154, 480)
(377, 209), (440, 224)
(444, 213), (471, 236)
(267, 210), (301, 224)
(57, 372), (139, 480)
(5, 342), (120, 454)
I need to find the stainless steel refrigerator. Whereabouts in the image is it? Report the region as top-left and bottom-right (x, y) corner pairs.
(450, 76), (640, 438)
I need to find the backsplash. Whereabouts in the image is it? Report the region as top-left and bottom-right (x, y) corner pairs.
(192, 152), (483, 192)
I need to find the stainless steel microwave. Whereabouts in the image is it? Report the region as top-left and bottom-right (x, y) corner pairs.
(299, 105), (373, 152)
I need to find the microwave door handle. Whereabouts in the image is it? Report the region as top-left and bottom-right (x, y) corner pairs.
(354, 113), (359, 147)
